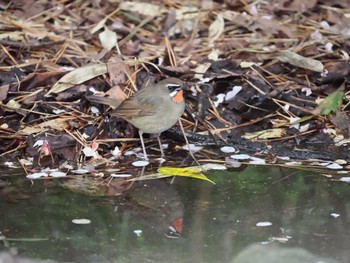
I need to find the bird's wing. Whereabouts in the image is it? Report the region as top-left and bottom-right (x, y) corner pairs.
(110, 88), (163, 118)
(86, 95), (122, 109)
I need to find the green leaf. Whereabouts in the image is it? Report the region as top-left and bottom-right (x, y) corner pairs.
(157, 167), (215, 184)
(319, 89), (344, 116)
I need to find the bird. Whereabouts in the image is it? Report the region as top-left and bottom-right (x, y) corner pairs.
(87, 77), (186, 160)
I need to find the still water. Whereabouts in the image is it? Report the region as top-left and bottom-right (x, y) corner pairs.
(1, 166), (349, 262)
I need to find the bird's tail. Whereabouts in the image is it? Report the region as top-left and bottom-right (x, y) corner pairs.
(86, 95), (123, 109)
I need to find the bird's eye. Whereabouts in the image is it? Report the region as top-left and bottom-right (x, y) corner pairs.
(166, 84), (181, 92)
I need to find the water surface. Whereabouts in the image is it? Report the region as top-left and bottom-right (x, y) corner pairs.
(1, 166), (349, 262)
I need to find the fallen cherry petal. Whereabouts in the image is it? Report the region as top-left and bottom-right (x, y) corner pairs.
(201, 163), (226, 170)
(4, 162), (17, 168)
(230, 154), (250, 160)
(33, 140), (44, 147)
(256, 221), (272, 227)
(50, 171), (67, 178)
(26, 172), (48, 179)
(83, 147), (97, 157)
(249, 157), (266, 164)
(132, 161), (149, 167)
(53, 109), (65, 114)
(110, 173), (132, 177)
(330, 213), (340, 218)
(134, 229), (142, 237)
(111, 146), (121, 157)
(182, 144), (203, 153)
(72, 219), (91, 224)
(339, 177), (350, 183)
(327, 163), (343, 170)
(71, 169), (90, 174)
(220, 146), (236, 153)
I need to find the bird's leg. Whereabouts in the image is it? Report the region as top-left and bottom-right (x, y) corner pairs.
(157, 134), (165, 159)
(138, 130), (149, 160)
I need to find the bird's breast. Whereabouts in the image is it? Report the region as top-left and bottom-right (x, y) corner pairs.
(128, 101), (185, 134)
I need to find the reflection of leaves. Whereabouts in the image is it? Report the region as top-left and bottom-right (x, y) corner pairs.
(319, 89), (344, 116)
(158, 167), (215, 184)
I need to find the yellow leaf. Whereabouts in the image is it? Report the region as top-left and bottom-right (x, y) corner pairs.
(157, 167), (215, 184)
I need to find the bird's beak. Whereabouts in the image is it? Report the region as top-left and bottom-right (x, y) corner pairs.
(179, 83), (188, 90)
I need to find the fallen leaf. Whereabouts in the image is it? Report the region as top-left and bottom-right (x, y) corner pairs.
(157, 167), (215, 184)
(45, 64), (108, 96)
(19, 118), (71, 135)
(99, 26), (117, 51)
(194, 62), (211, 79)
(120, 2), (163, 16)
(278, 50), (324, 72)
(318, 88), (344, 115)
(208, 14), (225, 43)
(242, 128), (285, 139)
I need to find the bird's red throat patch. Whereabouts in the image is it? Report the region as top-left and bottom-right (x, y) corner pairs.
(172, 90), (184, 103)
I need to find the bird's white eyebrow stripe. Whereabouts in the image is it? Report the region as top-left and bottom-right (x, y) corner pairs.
(166, 84), (181, 88)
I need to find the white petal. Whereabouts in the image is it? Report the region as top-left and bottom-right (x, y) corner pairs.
(72, 219), (91, 224)
(134, 229), (142, 237)
(50, 171), (67, 178)
(249, 157), (266, 164)
(339, 177), (350, 183)
(256, 221), (272, 227)
(110, 173), (132, 177)
(225, 86), (242, 101)
(26, 172), (48, 179)
(90, 106), (100, 114)
(330, 213), (340, 218)
(327, 163), (343, 170)
(132, 161), (149, 167)
(53, 109), (65, 114)
(71, 169), (90, 174)
(4, 162), (17, 168)
(220, 146), (236, 153)
(201, 163), (226, 170)
(182, 144), (203, 153)
(83, 147), (97, 157)
(33, 140), (44, 147)
(230, 154), (251, 160)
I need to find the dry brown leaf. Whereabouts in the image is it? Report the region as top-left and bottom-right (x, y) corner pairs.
(175, 6), (198, 20)
(19, 118), (72, 135)
(208, 14), (225, 43)
(194, 62), (211, 79)
(0, 84), (9, 101)
(99, 27), (117, 51)
(242, 128), (286, 140)
(278, 50), (324, 72)
(45, 64), (108, 96)
(107, 60), (131, 86)
(119, 2), (163, 16)
(106, 85), (128, 101)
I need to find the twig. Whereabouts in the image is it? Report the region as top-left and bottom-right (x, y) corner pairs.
(178, 119), (202, 168)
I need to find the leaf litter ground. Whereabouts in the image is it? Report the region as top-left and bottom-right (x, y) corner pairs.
(1, 0), (350, 191)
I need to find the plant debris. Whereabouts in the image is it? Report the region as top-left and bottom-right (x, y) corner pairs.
(1, 0), (350, 182)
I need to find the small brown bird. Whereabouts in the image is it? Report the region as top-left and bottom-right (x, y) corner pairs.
(88, 78), (186, 160)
